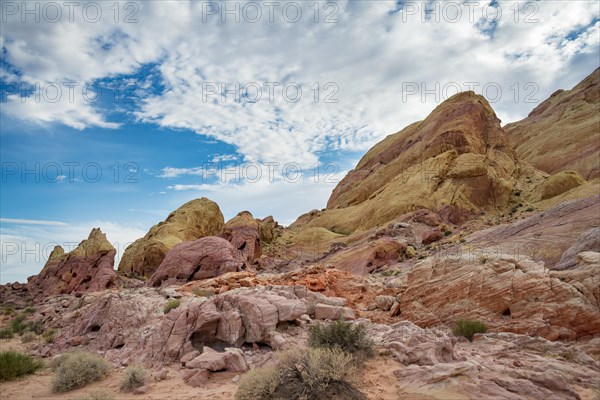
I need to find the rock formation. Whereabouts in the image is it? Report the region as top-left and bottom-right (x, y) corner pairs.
(506, 67), (600, 180)
(393, 252), (600, 340)
(118, 198), (224, 277)
(220, 211), (261, 264)
(27, 228), (117, 299)
(147, 237), (246, 287)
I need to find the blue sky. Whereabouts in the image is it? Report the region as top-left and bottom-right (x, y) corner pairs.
(1, 0), (599, 283)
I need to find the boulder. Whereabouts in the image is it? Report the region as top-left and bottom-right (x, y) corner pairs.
(537, 170), (585, 201)
(314, 304), (355, 320)
(118, 198), (224, 277)
(27, 228), (117, 299)
(147, 237), (246, 287)
(220, 211), (261, 264)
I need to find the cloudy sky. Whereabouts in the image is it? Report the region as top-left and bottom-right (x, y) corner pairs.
(1, 0), (598, 282)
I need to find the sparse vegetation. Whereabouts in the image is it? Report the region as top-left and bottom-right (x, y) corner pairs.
(526, 207), (535, 212)
(0, 350), (44, 381)
(3, 305), (15, 315)
(235, 348), (366, 400)
(120, 365), (147, 391)
(453, 319), (487, 342)
(21, 331), (36, 343)
(11, 314), (27, 334)
(444, 229), (452, 236)
(0, 327), (14, 339)
(23, 306), (36, 314)
(308, 319), (374, 362)
(52, 351), (111, 392)
(163, 298), (181, 314)
(43, 328), (57, 343)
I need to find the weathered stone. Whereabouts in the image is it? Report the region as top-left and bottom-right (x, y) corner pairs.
(119, 198), (224, 277)
(314, 304), (355, 320)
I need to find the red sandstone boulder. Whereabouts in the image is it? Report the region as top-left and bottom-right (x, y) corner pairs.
(147, 237), (246, 287)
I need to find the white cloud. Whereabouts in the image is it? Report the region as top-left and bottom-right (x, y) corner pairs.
(1, 0), (598, 163)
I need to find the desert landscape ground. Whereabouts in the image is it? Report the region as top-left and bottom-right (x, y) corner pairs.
(0, 67), (598, 399)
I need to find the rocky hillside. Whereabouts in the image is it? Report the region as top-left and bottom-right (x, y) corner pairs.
(505, 67), (600, 180)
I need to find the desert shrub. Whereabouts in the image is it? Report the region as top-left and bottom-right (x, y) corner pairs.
(453, 319), (487, 342)
(43, 328), (57, 343)
(3, 305), (15, 315)
(444, 229), (452, 236)
(25, 320), (45, 335)
(21, 331), (36, 343)
(308, 320), (374, 362)
(235, 347), (365, 400)
(120, 365), (147, 391)
(71, 389), (115, 400)
(11, 314), (27, 334)
(0, 350), (44, 381)
(52, 351), (111, 392)
(0, 327), (14, 339)
(23, 306), (36, 314)
(163, 299), (181, 314)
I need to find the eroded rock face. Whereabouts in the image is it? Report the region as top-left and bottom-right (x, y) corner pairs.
(118, 198), (224, 277)
(465, 195), (600, 269)
(147, 237), (246, 287)
(27, 228), (117, 299)
(555, 227), (600, 270)
(390, 330), (600, 400)
(323, 238), (406, 275)
(395, 253), (600, 340)
(220, 211), (261, 264)
(506, 67), (600, 180)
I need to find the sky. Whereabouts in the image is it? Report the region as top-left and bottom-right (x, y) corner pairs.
(1, 0), (599, 283)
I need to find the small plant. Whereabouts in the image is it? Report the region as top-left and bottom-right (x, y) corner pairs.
(43, 328), (57, 344)
(25, 320), (45, 335)
(120, 365), (147, 391)
(444, 229), (452, 236)
(21, 331), (36, 343)
(23, 306), (36, 314)
(0, 328), (14, 339)
(71, 389), (115, 400)
(0, 350), (44, 381)
(235, 347), (366, 400)
(3, 305), (15, 315)
(526, 207), (535, 212)
(52, 351), (111, 392)
(11, 314), (27, 334)
(453, 319), (487, 342)
(163, 299), (181, 314)
(193, 288), (214, 298)
(308, 319), (374, 362)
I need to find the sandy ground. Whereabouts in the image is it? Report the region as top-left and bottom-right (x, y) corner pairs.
(0, 338), (431, 400)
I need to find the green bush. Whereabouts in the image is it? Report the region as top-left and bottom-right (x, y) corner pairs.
(3, 305), (15, 315)
(308, 320), (374, 362)
(0, 327), (14, 339)
(51, 351), (111, 392)
(21, 331), (36, 343)
(23, 306), (36, 314)
(453, 319), (487, 342)
(0, 350), (44, 381)
(163, 299), (181, 314)
(25, 320), (45, 335)
(43, 328), (57, 343)
(120, 365), (147, 391)
(11, 314), (27, 334)
(71, 389), (115, 400)
(235, 348), (366, 400)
